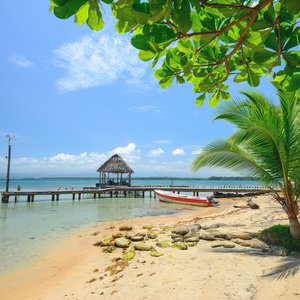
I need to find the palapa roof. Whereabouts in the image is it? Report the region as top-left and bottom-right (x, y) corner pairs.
(97, 154), (134, 174)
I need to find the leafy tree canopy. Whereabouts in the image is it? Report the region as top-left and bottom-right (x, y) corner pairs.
(49, 0), (300, 106)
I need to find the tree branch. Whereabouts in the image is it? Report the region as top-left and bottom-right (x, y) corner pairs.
(276, 0), (284, 56)
(199, 0), (258, 11)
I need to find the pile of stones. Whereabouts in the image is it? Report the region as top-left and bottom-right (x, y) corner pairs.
(94, 222), (289, 258)
(94, 225), (162, 254)
(170, 222), (288, 255)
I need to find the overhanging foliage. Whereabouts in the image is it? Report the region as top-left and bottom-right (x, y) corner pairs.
(49, 0), (300, 105)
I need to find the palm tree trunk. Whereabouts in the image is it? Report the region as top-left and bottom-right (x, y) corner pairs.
(287, 202), (300, 239)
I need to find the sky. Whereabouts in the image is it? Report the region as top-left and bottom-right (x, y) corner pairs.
(0, 2), (278, 178)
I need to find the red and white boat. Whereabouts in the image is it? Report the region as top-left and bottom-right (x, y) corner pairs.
(154, 190), (219, 207)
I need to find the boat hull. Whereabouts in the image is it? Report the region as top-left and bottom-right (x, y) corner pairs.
(154, 190), (214, 207)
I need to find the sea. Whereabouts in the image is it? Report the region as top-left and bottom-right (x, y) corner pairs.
(0, 177), (263, 275)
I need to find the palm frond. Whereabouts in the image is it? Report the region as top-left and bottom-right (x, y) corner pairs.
(193, 89), (300, 192)
(192, 139), (278, 186)
(278, 90), (300, 181)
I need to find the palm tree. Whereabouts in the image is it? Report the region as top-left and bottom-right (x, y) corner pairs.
(192, 90), (300, 239)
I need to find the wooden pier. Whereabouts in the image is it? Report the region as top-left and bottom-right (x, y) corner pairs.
(1, 186), (273, 203)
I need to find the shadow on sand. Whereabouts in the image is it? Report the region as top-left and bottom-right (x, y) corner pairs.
(210, 247), (300, 279)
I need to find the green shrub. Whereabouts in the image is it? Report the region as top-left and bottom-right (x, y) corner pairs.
(259, 224), (300, 254)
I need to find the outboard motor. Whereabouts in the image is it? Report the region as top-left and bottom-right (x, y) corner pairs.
(207, 192), (220, 207)
(207, 192), (215, 201)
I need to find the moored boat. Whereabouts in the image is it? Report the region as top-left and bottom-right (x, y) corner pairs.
(154, 190), (219, 207)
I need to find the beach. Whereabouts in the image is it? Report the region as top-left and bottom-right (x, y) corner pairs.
(1, 194), (300, 300)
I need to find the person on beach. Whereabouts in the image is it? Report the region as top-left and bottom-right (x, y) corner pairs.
(16, 185), (21, 191)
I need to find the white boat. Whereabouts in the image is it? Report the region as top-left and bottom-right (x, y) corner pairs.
(154, 190), (219, 207)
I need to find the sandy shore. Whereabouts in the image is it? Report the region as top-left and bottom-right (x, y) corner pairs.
(1, 195), (300, 300)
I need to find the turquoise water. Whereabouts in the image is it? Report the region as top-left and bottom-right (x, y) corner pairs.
(0, 196), (188, 275)
(0, 178), (264, 275)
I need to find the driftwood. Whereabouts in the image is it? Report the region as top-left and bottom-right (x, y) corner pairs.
(234, 198), (260, 209)
(234, 205), (249, 209)
(246, 198), (260, 209)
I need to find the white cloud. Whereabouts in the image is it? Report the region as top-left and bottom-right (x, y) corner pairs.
(109, 143), (140, 163)
(0, 143), (140, 176)
(172, 148), (185, 156)
(148, 148), (165, 157)
(155, 140), (171, 145)
(10, 55), (33, 68)
(53, 33), (150, 92)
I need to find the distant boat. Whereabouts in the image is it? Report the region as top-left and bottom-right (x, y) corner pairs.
(154, 190), (219, 207)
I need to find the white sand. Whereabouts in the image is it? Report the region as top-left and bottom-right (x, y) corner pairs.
(1, 195), (300, 300)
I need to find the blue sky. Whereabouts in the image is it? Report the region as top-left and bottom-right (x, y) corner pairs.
(0, 2), (278, 178)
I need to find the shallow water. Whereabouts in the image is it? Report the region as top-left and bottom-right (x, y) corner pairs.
(0, 196), (191, 275)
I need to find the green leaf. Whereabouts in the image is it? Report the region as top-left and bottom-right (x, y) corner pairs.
(53, 0), (68, 5)
(131, 34), (150, 51)
(149, 0), (172, 23)
(264, 2), (276, 24)
(177, 38), (193, 54)
(115, 19), (136, 33)
(132, 2), (151, 24)
(112, 0), (133, 10)
(172, 0), (192, 32)
(208, 91), (220, 107)
(264, 32), (278, 51)
(195, 93), (206, 106)
(138, 50), (156, 61)
(191, 11), (201, 32)
(159, 76), (174, 88)
(114, 7), (136, 23)
(284, 27), (300, 51)
(244, 31), (264, 47)
(54, 0), (89, 19)
(133, 10), (150, 24)
(154, 67), (173, 80)
(247, 67), (260, 87)
(133, 32), (171, 52)
(283, 52), (300, 70)
(201, 46), (216, 61)
(75, 2), (90, 25)
(183, 61), (193, 76)
(221, 91), (231, 101)
(286, 0), (300, 15)
(252, 48), (276, 64)
(151, 54), (160, 69)
(87, 5), (104, 31)
(287, 73), (300, 92)
(252, 19), (270, 31)
(272, 73), (286, 89)
(142, 24), (176, 44)
(176, 75), (185, 84)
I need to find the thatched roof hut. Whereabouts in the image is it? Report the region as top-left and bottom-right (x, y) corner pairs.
(97, 154), (134, 186)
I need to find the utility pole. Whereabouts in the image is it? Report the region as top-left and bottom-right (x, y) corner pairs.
(5, 134), (15, 193)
